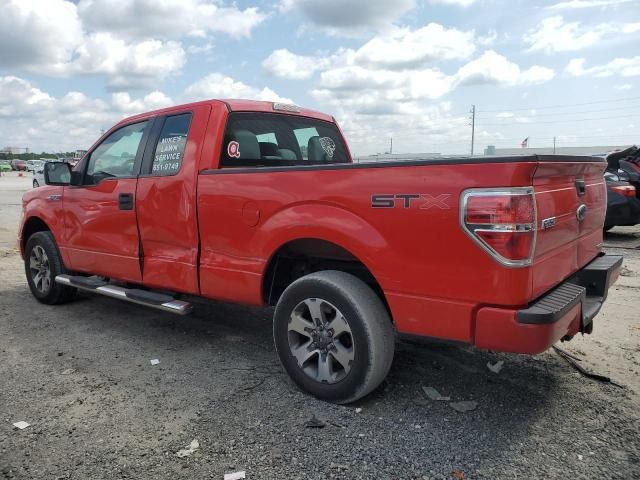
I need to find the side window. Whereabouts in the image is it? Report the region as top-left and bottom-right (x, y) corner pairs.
(85, 121), (148, 185)
(151, 113), (192, 176)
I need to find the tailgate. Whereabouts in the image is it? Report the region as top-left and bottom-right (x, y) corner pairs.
(531, 156), (607, 298)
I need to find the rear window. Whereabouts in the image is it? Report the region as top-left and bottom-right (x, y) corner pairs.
(220, 112), (349, 168)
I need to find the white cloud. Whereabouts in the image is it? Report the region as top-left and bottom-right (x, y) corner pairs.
(77, 0), (266, 40)
(67, 33), (186, 89)
(0, 76), (174, 152)
(478, 29), (499, 46)
(430, 0), (477, 6)
(280, 0), (415, 35)
(524, 16), (608, 53)
(263, 23), (476, 80)
(0, 76), (54, 118)
(546, 0), (631, 9)
(0, 1), (186, 89)
(0, 73), (295, 151)
(615, 83), (633, 90)
(566, 57), (640, 77)
(184, 73), (293, 103)
(311, 49), (554, 119)
(111, 91), (173, 114)
(0, 0), (270, 89)
(622, 22), (640, 33)
(187, 41), (215, 55)
(262, 49), (330, 80)
(455, 50), (555, 86)
(524, 16), (640, 54)
(0, 0), (83, 69)
(354, 24), (476, 68)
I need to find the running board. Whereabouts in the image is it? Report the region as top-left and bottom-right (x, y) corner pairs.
(55, 274), (193, 315)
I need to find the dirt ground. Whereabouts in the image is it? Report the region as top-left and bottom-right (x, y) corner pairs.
(1, 172), (639, 479)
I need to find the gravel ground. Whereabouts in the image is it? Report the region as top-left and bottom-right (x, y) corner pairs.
(1, 172), (639, 479)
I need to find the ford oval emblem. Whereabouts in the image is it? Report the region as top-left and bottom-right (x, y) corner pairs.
(576, 204), (587, 222)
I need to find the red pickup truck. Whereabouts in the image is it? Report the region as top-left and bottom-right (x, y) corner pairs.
(19, 99), (622, 403)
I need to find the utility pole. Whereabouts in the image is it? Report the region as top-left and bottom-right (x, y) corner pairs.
(553, 136), (556, 154)
(470, 105), (476, 156)
(390, 137), (393, 154)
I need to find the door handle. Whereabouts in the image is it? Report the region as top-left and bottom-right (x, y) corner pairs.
(118, 193), (134, 210)
(575, 179), (586, 197)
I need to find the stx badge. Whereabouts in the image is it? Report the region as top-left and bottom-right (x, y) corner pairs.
(371, 194), (451, 209)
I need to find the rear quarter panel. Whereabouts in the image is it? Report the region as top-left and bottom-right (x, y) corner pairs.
(197, 161), (538, 342)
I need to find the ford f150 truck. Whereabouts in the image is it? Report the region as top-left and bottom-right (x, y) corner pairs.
(19, 99), (622, 403)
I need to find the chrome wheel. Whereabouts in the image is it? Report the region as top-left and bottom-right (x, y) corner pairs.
(287, 298), (354, 384)
(29, 245), (51, 293)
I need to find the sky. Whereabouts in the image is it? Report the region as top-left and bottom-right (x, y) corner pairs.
(0, 0), (639, 155)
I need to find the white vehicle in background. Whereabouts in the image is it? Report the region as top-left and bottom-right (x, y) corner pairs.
(32, 160), (61, 188)
(26, 160), (45, 174)
(32, 165), (45, 188)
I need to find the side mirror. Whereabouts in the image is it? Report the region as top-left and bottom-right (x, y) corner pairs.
(44, 162), (71, 186)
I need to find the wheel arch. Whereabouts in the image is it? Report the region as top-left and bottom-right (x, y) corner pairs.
(21, 216), (52, 254)
(262, 237), (392, 320)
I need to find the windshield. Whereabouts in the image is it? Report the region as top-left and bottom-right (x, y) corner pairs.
(220, 112), (350, 168)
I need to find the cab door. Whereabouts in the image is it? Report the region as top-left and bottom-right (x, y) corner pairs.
(135, 105), (210, 294)
(61, 119), (153, 282)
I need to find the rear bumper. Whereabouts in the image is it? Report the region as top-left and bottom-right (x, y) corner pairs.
(474, 254), (622, 354)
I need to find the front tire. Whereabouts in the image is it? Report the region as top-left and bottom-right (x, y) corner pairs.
(273, 271), (394, 404)
(24, 231), (76, 304)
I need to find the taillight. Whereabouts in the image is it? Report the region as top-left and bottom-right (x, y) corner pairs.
(461, 187), (537, 267)
(610, 185), (636, 198)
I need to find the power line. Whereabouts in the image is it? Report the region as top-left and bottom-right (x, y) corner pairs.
(478, 95), (640, 113)
(477, 113), (640, 126)
(479, 102), (640, 118)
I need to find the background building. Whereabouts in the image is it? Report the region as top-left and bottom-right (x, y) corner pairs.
(354, 152), (442, 162)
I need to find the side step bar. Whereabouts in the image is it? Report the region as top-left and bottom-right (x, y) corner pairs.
(55, 274), (193, 315)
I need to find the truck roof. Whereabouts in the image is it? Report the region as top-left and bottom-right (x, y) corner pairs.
(116, 99), (335, 127)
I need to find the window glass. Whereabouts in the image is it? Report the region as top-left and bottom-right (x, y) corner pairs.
(220, 113), (349, 168)
(256, 132), (277, 144)
(85, 121), (148, 184)
(151, 113), (192, 176)
(293, 127), (319, 160)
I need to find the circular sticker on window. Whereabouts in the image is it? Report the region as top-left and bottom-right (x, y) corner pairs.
(227, 141), (241, 158)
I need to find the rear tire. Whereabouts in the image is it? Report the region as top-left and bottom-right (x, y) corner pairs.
(33, 179), (39, 188)
(24, 231), (76, 304)
(273, 270), (394, 404)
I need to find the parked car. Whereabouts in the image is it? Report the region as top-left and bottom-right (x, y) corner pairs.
(26, 160), (45, 174)
(0, 160), (12, 173)
(10, 159), (27, 171)
(604, 171), (640, 230)
(18, 99), (622, 403)
(32, 160), (62, 188)
(606, 145), (640, 195)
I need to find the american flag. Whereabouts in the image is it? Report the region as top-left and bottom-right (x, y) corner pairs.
(521, 137), (529, 148)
